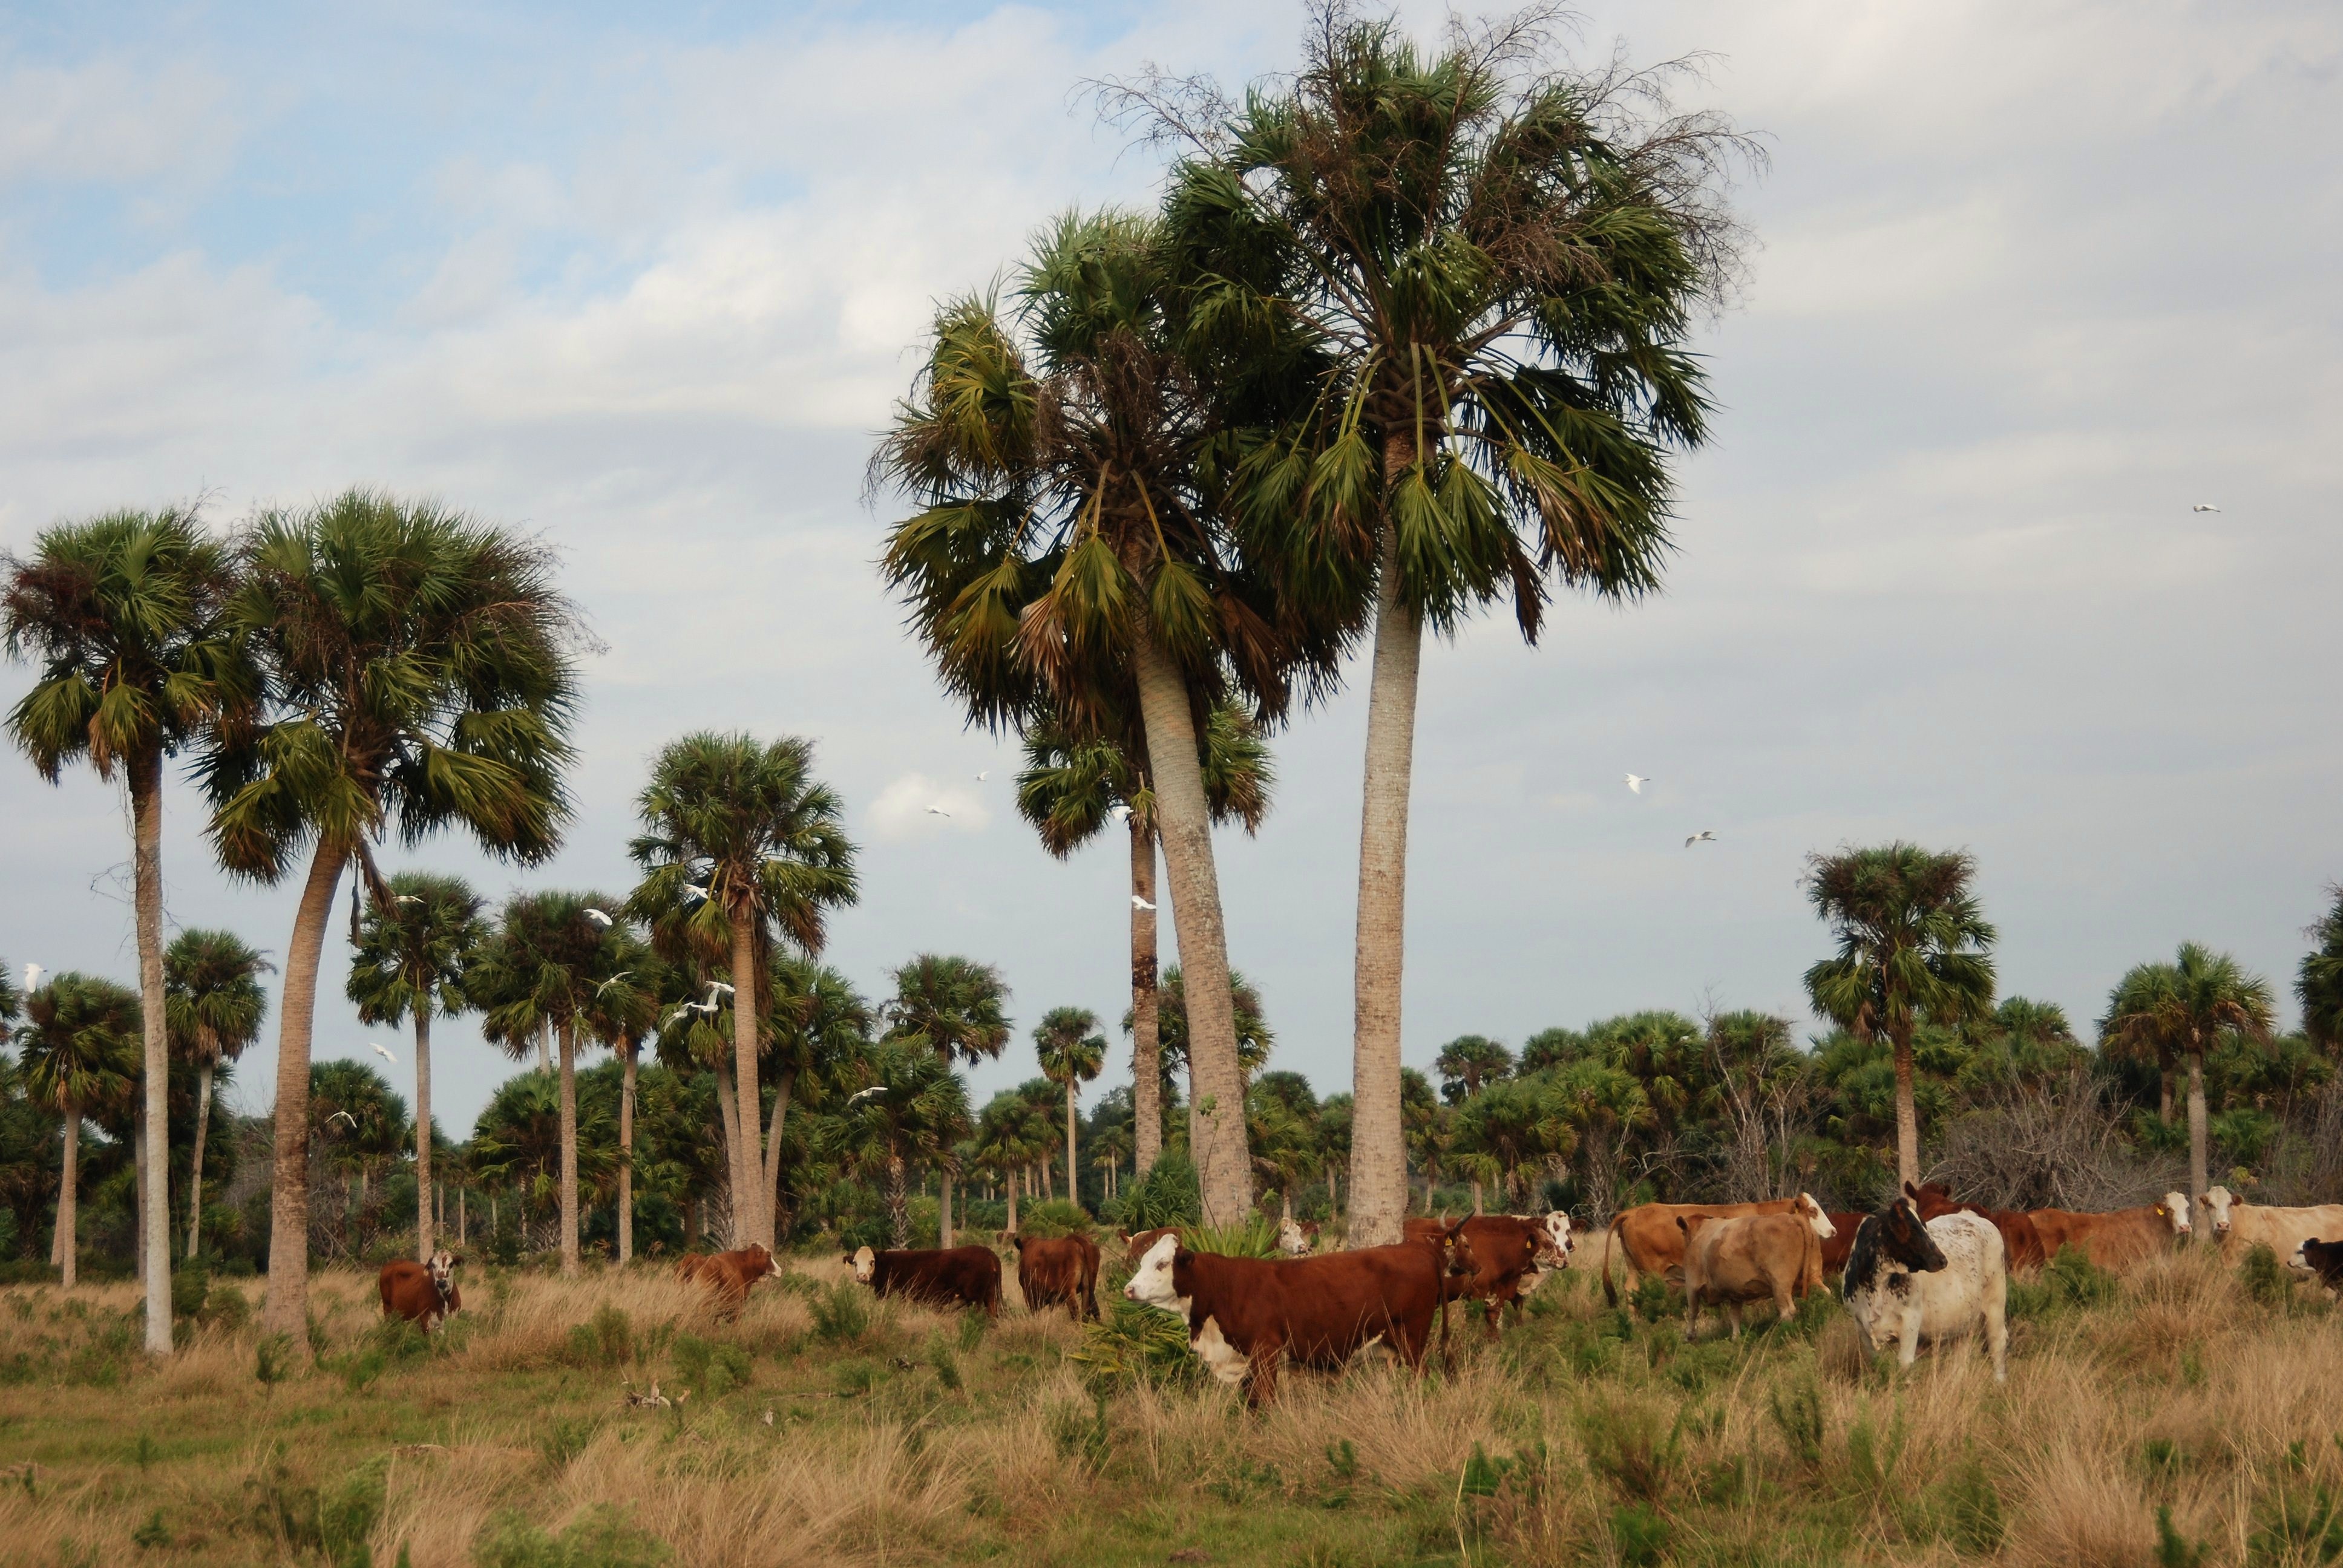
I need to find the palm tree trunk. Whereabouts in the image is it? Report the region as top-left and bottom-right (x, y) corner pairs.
(728, 920), (770, 1249)
(458, 1186), (465, 1247)
(1129, 609), (1250, 1224)
(1348, 496), (1423, 1249)
(1130, 816), (1162, 1175)
(939, 1171), (954, 1249)
(58, 1109), (80, 1289)
(415, 1010), (434, 1261)
(2158, 1063), (2174, 1123)
(128, 748), (172, 1355)
(186, 1060), (214, 1260)
(887, 1155), (909, 1249)
(1892, 1024), (1920, 1189)
(263, 838), (347, 1341)
(558, 1018), (580, 1276)
(1005, 1167), (1019, 1234)
(761, 1065), (796, 1239)
(1066, 1080), (1080, 1214)
(2187, 1045), (2210, 1247)
(618, 1039), (637, 1266)
(537, 1019), (551, 1076)
(711, 1068), (742, 1243)
(1470, 1179), (1484, 1217)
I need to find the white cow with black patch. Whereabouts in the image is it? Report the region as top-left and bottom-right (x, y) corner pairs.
(1841, 1198), (2008, 1382)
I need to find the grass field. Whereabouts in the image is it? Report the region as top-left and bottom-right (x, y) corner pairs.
(2, 1242), (2340, 1566)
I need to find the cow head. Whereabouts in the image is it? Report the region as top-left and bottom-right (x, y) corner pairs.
(1539, 1211), (1575, 1267)
(424, 1249), (461, 1303)
(1124, 1232), (1187, 1315)
(1794, 1193), (1837, 1239)
(1877, 1198), (1948, 1274)
(846, 1245), (877, 1284)
(1276, 1217), (1314, 1257)
(1903, 1181), (1956, 1219)
(2157, 1194), (2193, 1238)
(1435, 1219), (1483, 1280)
(1011, 1236), (1033, 1258)
(2197, 1186), (2235, 1238)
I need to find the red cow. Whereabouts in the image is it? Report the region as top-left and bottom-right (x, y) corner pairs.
(1121, 1228), (1176, 1269)
(379, 1249), (462, 1330)
(847, 1244), (1003, 1316)
(1818, 1214), (1866, 1282)
(1011, 1234), (1101, 1321)
(1406, 1215), (1545, 1338)
(677, 1243), (783, 1318)
(1907, 1183), (2049, 1273)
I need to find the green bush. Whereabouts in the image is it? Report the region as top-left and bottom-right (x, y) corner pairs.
(2042, 1244), (2119, 1312)
(1576, 1395), (1685, 1506)
(1016, 1200), (1092, 1238)
(671, 1334), (751, 1397)
(2239, 1243), (2299, 1311)
(321, 1460), (387, 1568)
(808, 1282), (870, 1345)
(1938, 1457), (2005, 1554)
(1768, 1376), (1826, 1471)
(476, 1507), (667, 1568)
(1068, 1298), (1198, 1391)
(170, 1262), (211, 1321)
(1177, 1216), (1280, 1259)
(200, 1284), (254, 1333)
(1118, 1154), (1201, 1230)
(567, 1305), (634, 1368)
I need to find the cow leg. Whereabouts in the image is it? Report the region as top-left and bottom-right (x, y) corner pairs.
(1245, 1345), (1280, 1408)
(1725, 1304), (1742, 1340)
(1898, 1305), (1922, 1370)
(1774, 1278), (1797, 1325)
(1481, 1299), (1501, 1341)
(1983, 1298), (2008, 1383)
(1683, 1290), (1702, 1341)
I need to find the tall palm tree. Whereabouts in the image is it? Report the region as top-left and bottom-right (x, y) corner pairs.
(5, 506), (246, 1348)
(16, 974), (139, 1287)
(883, 955), (1009, 1246)
(1247, 1071), (1321, 1223)
(346, 873), (481, 1262)
(1016, 703), (1273, 1178)
(628, 732), (857, 1250)
(876, 211), (1329, 1226)
(1434, 1035), (1515, 1103)
(164, 930), (271, 1259)
(1034, 1007), (1107, 1210)
(759, 956), (873, 1243)
(1540, 1059), (1648, 1221)
(1803, 844), (1999, 1187)
(971, 1089), (1050, 1233)
(580, 934), (660, 1264)
(2301, 886), (2343, 1053)
(471, 890), (628, 1275)
(835, 1039), (971, 1247)
(2103, 944), (2276, 1242)
(201, 491), (580, 1338)
(1133, 11), (1749, 1244)
(309, 1059), (410, 1256)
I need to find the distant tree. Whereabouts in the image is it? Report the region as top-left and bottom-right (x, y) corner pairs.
(836, 1039), (971, 1247)
(307, 1060), (411, 1259)
(1143, 967), (1273, 1106)
(884, 955), (1008, 1245)
(1804, 844), (1998, 1187)
(1519, 1027), (1589, 1073)
(1399, 1068), (1447, 1215)
(763, 957), (873, 1240)
(579, 933), (661, 1264)
(1702, 1011), (1808, 1201)
(1034, 1007), (1107, 1213)
(165, 930), (271, 1259)
(1434, 1035), (1515, 1106)
(971, 1089), (1051, 1233)
(1247, 1078), (1321, 1223)
(2301, 886), (2343, 1053)
(16, 973), (138, 1287)
(1449, 1078), (1552, 1212)
(1541, 1059), (1651, 1222)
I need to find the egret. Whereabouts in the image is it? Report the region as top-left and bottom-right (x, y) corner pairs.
(2192, 502), (2221, 513)
(1685, 831), (1717, 848)
(1132, 895), (1156, 912)
(1624, 774), (1650, 794)
(846, 1085), (886, 1106)
(371, 1042), (398, 1065)
(926, 805), (951, 818)
(583, 907), (614, 929)
(22, 963), (42, 994)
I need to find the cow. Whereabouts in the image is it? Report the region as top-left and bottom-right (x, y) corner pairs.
(677, 1243), (784, 1318)
(1598, 1196), (1807, 1305)
(2198, 1187), (2343, 1269)
(1011, 1233), (1101, 1321)
(1817, 1214), (1867, 1283)
(1123, 1232), (1449, 1405)
(1536, 1211), (1575, 1269)
(1677, 1194), (1835, 1339)
(1841, 1198), (2008, 1382)
(1906, 1182), (2049, 1273)
(1406, 1214), (1552, 1338)
(846, 1244), (1002, 1317)
(1121, 1228), (1177, 1269)
(379, 1250), (462, 1331)
(2026, 1194), (2190, 1270)
(1276, 1217), (1321, 1256)
(2290, 1237), (2343, 1295)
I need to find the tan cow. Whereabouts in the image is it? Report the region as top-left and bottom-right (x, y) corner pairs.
(1598, 1196), (1804, 1305)
(2027, 1193), (2190, 1270)
(2197, 1186), (2343, 1267)
(1679, 1195), (1835, 1339)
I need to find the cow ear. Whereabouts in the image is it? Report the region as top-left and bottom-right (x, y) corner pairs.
(841, 1253), (853, 1266)
(1902, 1181), (1921, 1201)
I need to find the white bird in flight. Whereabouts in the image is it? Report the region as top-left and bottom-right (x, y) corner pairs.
(22, 963), (43, 994)
(1624, 774), (1650, 794)
(2192, 502), (2221, 513)
(1108, 803), (1132, 823)
(974, 770), (989, 782)
(1685, 831), (1717, 848)
(326, 1110), (357, 1129)
(582, 907), (614, 929)
(926, 805), (951, 818)
(1132, 895), (1156, 912)
(681, 883), (711, 906)
(702, 982), (735, 1005)
(846, 1085), (886, 1106)
(395, 894), (422, 907)
(595, 972), (634, 997)
(372, 1042), (397, 1065)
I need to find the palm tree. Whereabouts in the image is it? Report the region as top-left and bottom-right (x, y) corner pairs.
(5, 506), (246, 1348)
(2103, 944), (2276, 1242)
(346, 873), (481, 1261)
(580, 935), (660, 1264)
(1130, 11), (1750, 1244)
(1034, 1007), (1107, 1210)
(1449, 1077), (1550, 1212)
(1399, 1068), (1447, 1215)
(627, 732), (857, 1250)
(309, 1060), (410, 1257)
(762, 956), (874, 1242)
(164, 930), (271, 1259)
(883, 955), (1009, 1246)
(1803, 844), (1999, 1187)
(15, 973), (138, 1287)
(471, 891), (629, 1275)
(470, 1069), (615, 1249)
(1145, 967), (1274, 1104)
(1247, 1071), (1321, 1223)
(1016, 702), (1274, 1179)
(201, 491), (580, 1338)
(834, 1039), (971, 1247)
(876, 211), (1329, 1226)
(971, 1089), (1050, 1233)
(2301, 886), (2343, 1053)
(1434, 1036), (1515, 1104)
(1540, 1059), (1649, 1221)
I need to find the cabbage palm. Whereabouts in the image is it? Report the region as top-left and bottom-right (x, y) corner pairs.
(883, 954), (1008, 1245)
(165, 929), (271, 1259)
(1139, 11), (1748, 1244)
(5, 506), (245, 1346)
(835, 1039), (970, 1247)
(16, 973), (138, 1287)
(876, 211), (1328, 1224)
(1803, 843), (1998, 1187)
(202, 490), (580, 1336)
(580, 934), (661, 1264)
(627, 731), (857, 1250)
(762, 956), (873, 1240)
(2301, 886), (2343, 1053)
(1434, 1034), (1514, 1104)
(1034, 1006), (1107, 1210)
(346, 873), (481, 1261)
(1016, 701), (1273, 1178)
(1541, 1058), (1648, 1221)
(1145, 966), (1274, 1099)
(309, 1059), (410, 1256)
(1449, 1077), (1550, 1211)
(971, 1088), (1052, 1233)
(2103, 944), (2276, 1243)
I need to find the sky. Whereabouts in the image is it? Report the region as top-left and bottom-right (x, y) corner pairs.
(1, 1), (2336, 1137)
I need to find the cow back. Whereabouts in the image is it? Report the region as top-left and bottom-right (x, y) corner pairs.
(1180, 1244), (1444, 1369)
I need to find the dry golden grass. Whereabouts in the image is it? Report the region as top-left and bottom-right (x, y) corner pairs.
(1, 1245), (2340, 1565)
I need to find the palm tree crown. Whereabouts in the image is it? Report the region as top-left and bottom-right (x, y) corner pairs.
(2301, 886), (2343, 1052)
(165, 929), (271, 1259)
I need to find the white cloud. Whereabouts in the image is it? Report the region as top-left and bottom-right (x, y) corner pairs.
(868, 773), (991, 841)
(0, 57), (238, 188)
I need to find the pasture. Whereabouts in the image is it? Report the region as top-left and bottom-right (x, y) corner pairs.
(3, 1243), (2342, 1566)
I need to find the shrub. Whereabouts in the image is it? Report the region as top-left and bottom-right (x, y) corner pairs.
(169, 1262), (211, 1321)
(2239, 1243), (2299, 1311)
(1119, 1153), (1201, 1230)
(255, 1332), (293, 1389)
(671, 1334), (751, 1398)
(1178, 1216), (1280, 1259)
(200, 1284), (254, 1333)
(808, 1282), (869, 1345)
(2043, 1244), (2119, 1311)
(1938, 1456), (2005, 1554)
(1068, 1298), (1198, 1390)
(475, 1506), (667, 1568)
(567, 1305), (634, 1368)
(1576, 1394), (1685, 1506)
(1768, 1376), (1826, 1471)
(322, 1459), (387, 1568)
(1017, 1199), (1092, 1238)
(1610, 1503), (1670, 1568)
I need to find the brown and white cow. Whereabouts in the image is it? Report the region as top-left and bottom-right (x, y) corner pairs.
(1120, 1228), (1176, 1269)
(1817, 1213), (1867, 1283)
(677, 1243), (784, 1318)
(1276, 1217), (1321, 1257)
(1598, 1197), (1807, 1305)
(1011, 1233), (1101, 1321)
(379, 1249), (462, 1330)
(1677, 1194), (1835, 1339)
(2198, 1187), (2343, 1268)
(1907, 1183), (2049, 1274)
(1123, 1232), (1448, 1405)
(1407, 1214), (1553, 1338)
(847, 1244), (1003, 1317)
(2026, 1194), (2190, 1270)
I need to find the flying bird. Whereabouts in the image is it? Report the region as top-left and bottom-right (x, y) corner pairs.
(701, 982), (735, 1006)
(394, 894), (422, 907)
(1624, 774), (1650, 794)
(1132, 895), (1156, 912)
(371, 1043), (397, 1065)
(1685, 831), (1717, 848)
(594, 972), (634, 996)
(681, 883), (712, 906)
(326, 1109), (356, 1129)
(2192, 502), (2221, 512)
(845, 1085), (886, 1106)
(974, 770), (989, 782)
(22, 963), (42, 994)
(582, 907), (614, 929)
(926, 805), (951, 818)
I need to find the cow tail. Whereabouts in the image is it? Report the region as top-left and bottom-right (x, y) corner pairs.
(1437, 1292), (1453, 1376)
(1601, 1217), (1628, 1308)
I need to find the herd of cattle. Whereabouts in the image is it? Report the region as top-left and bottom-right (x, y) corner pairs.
(369, 1183), (2343, 1404)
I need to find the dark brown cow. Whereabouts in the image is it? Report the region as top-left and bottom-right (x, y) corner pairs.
(847, 1244), (1002, 1316)
(1817, 1214), (1866, 1282)
(2027, 1192), (2191, 1270)
(1907, 1183), (2049, 1273)
(379, 1249), (462, 1330)
(1123, 1232), (1449, 1405)
(1406, 1215), (1543, 1337)
(1011, 1234), (1101, 1321)
(676, 1243), (783, 1318)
